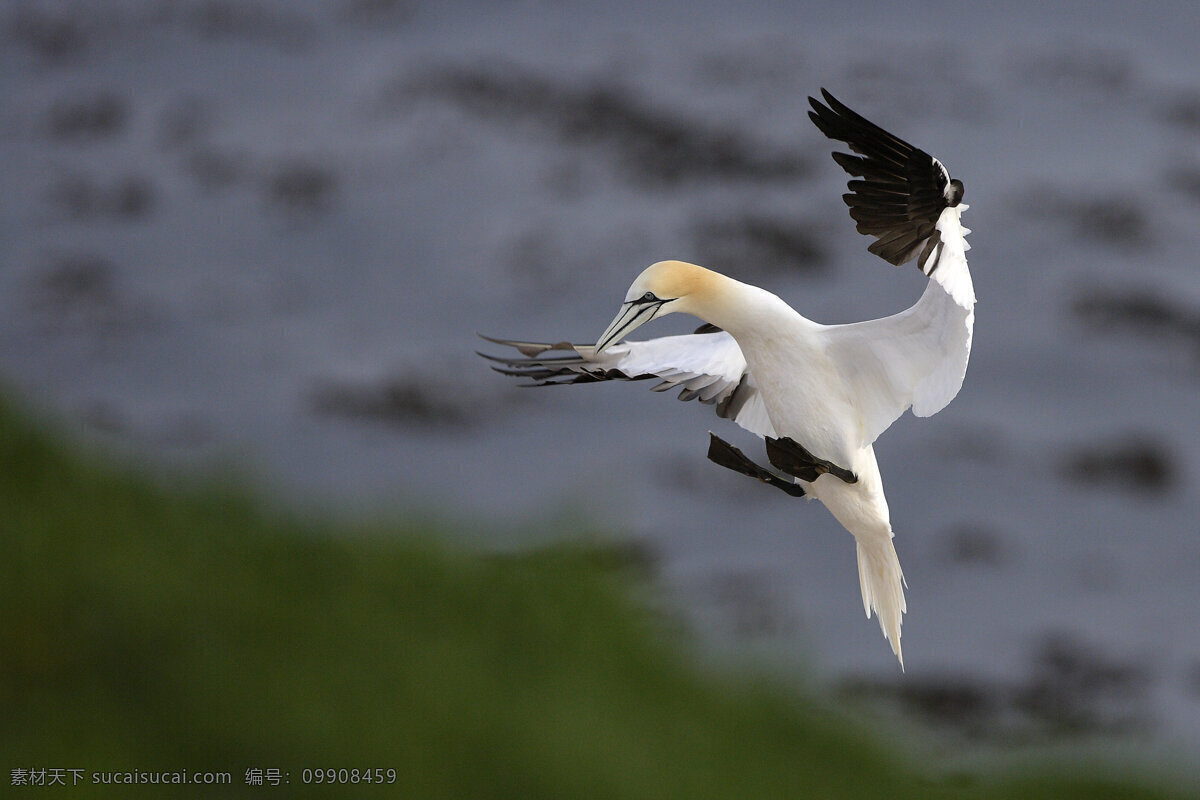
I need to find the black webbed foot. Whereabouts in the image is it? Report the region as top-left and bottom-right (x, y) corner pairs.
(765, 436), (858, 484)
(706, 433), (806, 498)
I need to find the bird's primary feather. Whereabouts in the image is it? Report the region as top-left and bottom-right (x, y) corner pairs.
(479, 330), (776, 438)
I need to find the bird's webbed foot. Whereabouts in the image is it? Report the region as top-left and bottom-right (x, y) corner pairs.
(765, 436), (858, 484)
(706, 433), (806, 497)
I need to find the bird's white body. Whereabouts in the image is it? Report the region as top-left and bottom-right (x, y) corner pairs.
(484, 92), (975, 667)
(708, 281), (909, 663)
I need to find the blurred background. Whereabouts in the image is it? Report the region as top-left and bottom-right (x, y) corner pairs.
(3, 0), (1200, 781)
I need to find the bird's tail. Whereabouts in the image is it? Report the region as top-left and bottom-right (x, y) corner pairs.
(855, 531), (907, 669)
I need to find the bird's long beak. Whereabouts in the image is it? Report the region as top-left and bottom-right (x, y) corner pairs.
(595, 299), (662, 354)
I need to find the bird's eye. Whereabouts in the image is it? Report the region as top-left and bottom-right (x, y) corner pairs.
(641, 291), (657, 302)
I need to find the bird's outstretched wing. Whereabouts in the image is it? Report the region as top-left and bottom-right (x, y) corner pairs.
(479, 330), (776, 438)
(808, 89), (975, 446)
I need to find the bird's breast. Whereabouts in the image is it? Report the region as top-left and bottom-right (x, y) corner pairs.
(741, 336), (859, 465)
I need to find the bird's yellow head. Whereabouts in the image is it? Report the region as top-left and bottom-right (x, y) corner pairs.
(595, 260), (719, 353)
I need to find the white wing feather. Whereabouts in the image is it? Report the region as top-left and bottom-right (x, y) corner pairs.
(822, 204), (974, 447)
(481, 331), (777, 438)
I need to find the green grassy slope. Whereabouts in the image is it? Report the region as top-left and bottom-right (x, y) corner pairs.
(0, 394), (1187, 798)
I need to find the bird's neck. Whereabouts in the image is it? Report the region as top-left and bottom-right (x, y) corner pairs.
(689, 272), (798, 340)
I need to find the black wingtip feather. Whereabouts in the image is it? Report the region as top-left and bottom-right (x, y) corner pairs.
(809, 89), (960, 270)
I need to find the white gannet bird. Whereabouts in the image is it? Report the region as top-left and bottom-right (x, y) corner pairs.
(481, 90), (974, 667)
